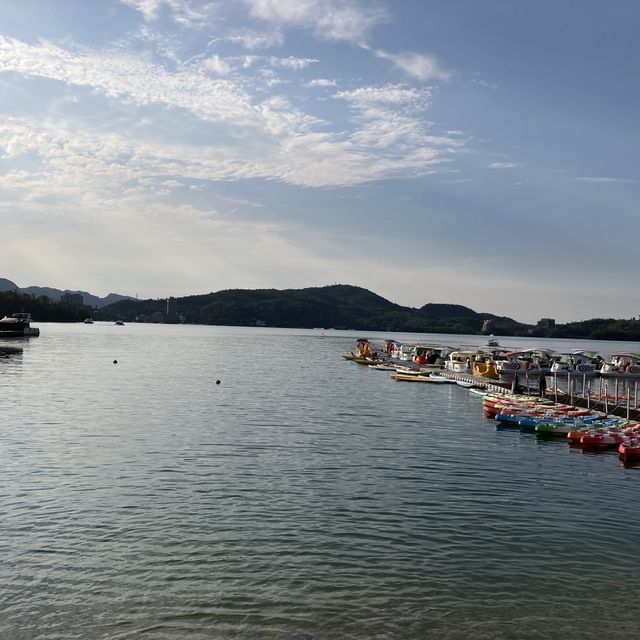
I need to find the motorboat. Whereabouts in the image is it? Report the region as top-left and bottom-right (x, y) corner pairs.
(84, 318), (94, 324)
(115, 320), (125, 326)
(0, 312), (40, 337)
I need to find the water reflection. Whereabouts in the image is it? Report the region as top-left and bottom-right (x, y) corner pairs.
(0, 344), (23, 358)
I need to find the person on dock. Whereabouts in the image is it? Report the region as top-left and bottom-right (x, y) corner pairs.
(538, 373), (547, 397)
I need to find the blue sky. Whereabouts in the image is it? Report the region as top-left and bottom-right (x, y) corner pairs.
(0, 0), (638, 323)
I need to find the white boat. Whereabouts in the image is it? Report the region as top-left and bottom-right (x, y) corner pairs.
(392, 342), (449, 364)
(411, 344), (453, 366)
(0, 312), (40, 337)
(600, 353), (640, 377)
(550, 350), (599, 376)
(84, 318), (94, 324)
(368, 363), (396, 371)
(396, 343), (417, 361)
(495, 349), (554, 377)
(444, 347), (503, 374)
(445, 350), (481, 374)
(429, 373), (455, 383)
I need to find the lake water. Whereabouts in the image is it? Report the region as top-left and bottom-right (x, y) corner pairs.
(2, 323), (640, 639)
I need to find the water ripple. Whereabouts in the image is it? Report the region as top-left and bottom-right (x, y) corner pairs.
(1, 325), (640, 638)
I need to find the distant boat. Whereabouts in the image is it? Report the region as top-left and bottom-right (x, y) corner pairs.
(115, 320), (125, 326)
(0, 312), (40, 337)
(485, 337), (500, 347)
(84, 318), (94, 324)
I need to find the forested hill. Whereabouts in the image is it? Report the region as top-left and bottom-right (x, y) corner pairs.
(7, 283), (640, 339)
(95, 284), (525, 334)
(0, 291), (92, 322)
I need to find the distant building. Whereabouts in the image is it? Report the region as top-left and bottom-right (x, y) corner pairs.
(481, 319), (494, 333)
(61, 292), (83, 305)
(165, 297), (179, 323)
(151, 311), (165, 323)
(537, 318), (556, 329)
(136, 314), (152, 323)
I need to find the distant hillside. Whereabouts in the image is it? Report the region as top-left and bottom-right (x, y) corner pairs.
(0, 291), (91, 322)
(95, 284), (528, 334)
(4, 280), (639, 339)
(0, 278), (134, 308)
(542, 318), (640, 341)
(417, 303), (523, 335)
(0, 278), (18, 291)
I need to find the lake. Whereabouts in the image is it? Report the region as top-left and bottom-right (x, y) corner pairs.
(1, 323), (639, 639)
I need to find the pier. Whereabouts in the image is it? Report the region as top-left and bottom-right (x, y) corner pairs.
(391, 364), (640, 421)
(436, 367), (640, 421)
(415, 367), (513, 394)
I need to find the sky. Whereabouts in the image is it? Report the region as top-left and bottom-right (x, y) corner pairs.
(0, 0), (639, 324)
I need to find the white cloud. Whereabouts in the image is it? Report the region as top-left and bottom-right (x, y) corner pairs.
(0, 36), (464, 195)
(226, 30), (284, 50)
(202, 54), (231, 75)
(119, 0), (216, 27)
(335, 84), (430, 107)
(573, 176), (637, 184)
(0, 36), (256, 124)
(488, 162), (523, 169)
(244, 0), (388, 44)
(469, 77), (498, 89)
(332, 84), (461, 177)
(0, 94), (460, 194)
(373, 49), (451, 82)
(120, 0), (164, 21)
(306, 78), (338, 88)
(269, 55), (317, 70)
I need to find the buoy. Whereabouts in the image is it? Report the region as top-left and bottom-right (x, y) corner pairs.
(113, 360), (118, 364)
(216, 379), (221, 385)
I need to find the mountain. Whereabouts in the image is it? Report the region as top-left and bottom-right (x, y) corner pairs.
(95, 284), (527, 334)
(0, 278), (18, 292)
(3, 279), (637, 339)
(0, 279), (134, 308)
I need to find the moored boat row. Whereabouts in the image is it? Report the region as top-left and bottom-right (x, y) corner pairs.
(343, 338), (640, 379)
(342, 337), (640, 468)
(483, 391), (640, 465)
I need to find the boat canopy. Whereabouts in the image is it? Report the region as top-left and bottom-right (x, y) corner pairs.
(504, 349), (555, 358)
(449, 350), (485, 358)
